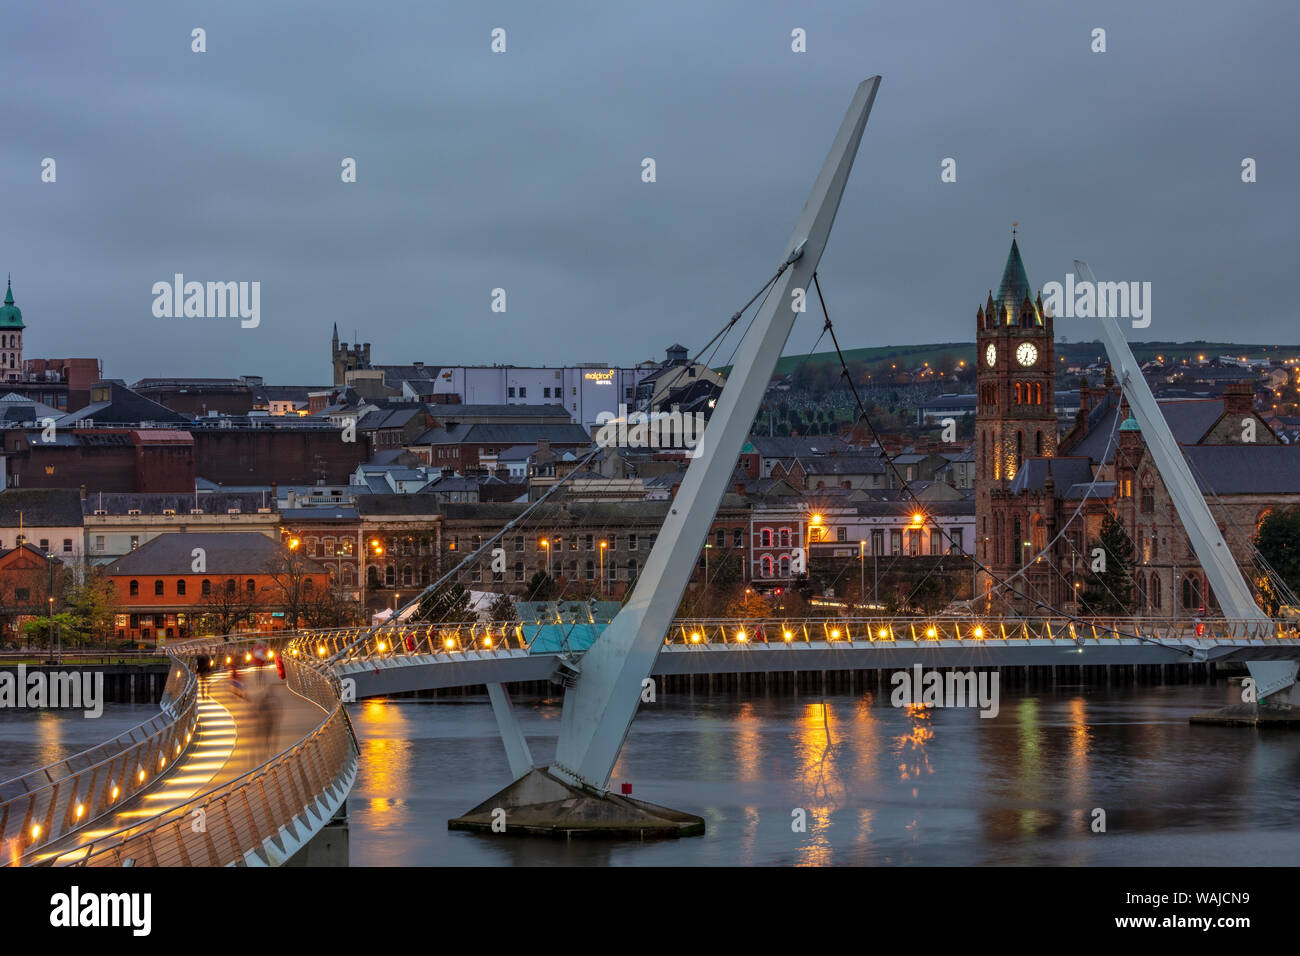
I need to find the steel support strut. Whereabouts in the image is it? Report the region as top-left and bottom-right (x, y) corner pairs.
(549, 78), (882, 791)
(1076, 259), (1295, 706)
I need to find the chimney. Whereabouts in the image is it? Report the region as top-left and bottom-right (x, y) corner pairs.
(1223, 382), (1253, 416)
(79, 483), (87, 501)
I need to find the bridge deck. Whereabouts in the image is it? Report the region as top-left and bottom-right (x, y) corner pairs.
(31, 667), (328, 865)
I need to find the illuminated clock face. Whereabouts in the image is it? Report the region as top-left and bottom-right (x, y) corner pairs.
(1016, 342), (1039, 367)
(985, 344), (996, 367)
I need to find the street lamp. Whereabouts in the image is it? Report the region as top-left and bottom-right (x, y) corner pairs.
(540, 538), (551, 579)
(599, 540), (608, 597)
(859, 539), (866, 606)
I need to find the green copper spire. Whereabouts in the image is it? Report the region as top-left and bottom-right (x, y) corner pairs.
(0, 277), (23, 329)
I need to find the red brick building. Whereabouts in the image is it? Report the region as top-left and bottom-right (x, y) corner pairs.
(103, 532), (328, 643)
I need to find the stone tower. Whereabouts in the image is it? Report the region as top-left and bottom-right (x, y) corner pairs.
(0, 278), (26, 383)
(331, 323), (371, 386)
(974, 236), (1056, 576)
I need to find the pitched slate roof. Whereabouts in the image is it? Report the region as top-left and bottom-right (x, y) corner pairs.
(1008, 457), (1096, 496)
(0, 489), (85, 527)
(105, 532), (313, 575)
(413, 423), (592, 446)
(1185, 445), (1300, 495)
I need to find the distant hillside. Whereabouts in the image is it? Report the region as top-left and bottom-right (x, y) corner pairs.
(718, 341), (1300, 375)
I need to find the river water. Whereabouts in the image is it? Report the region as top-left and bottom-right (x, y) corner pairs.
(7, 685), (1298, 865)
(346, 682), (1300, 866)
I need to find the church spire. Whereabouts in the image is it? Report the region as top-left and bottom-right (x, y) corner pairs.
(4, 277), (12, 307)
(996, 237), (1032, 324)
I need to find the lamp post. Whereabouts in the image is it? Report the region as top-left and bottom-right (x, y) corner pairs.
(541, 538), (551, 580)
(599, 540), (607, 597)
(859, 539), (866, 606)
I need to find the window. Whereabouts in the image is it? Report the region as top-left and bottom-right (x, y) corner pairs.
(837, 527), (847, 542)
(1140, 474), (1155, 514)
(715, 529), (725, 548)
(177, 580), (186, 596)
(202, 579), (211, 596)
(1151, 574), (1162, 608)
(519, 387), (526, 397)
(247, 579), (256, 595)
(543, 387), (551, 398)
(471, 565), (482, 583)
(62, 538), (72, 553)
(514, 535), (524, 552)
(385, 566), (395, 586)
(733, 528), (744, 548)
(930, 530), (942, 554)
(95, 535), (105, 551)
(950, 529), (963, 554)
(628, 534), (638, 551)
(226, 579), (236, 594)
(514, 561), (524, 582)
(890, 530), (902, 555)
(627, 559), (638, 581)
(585, 561), (595, 580)
(872, 529), (884, 556)
(908, 530), (922, 556)
(760, 555), (773, 578)
(129, 580), (139, 596)
(154, 579), (164, 596)
(761, 529), (772, 548)
(15, 587), (29, 602)
(508, 387), (515, 397)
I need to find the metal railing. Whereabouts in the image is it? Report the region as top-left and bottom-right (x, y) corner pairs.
(0, 656), (198, 865)
(38, 638), (357, 867)
(292, 614), (1298, 667)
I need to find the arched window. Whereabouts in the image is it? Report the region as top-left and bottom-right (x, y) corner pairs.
(779, 528), (791, 548)
(779, 554), (790, 577)
(1134, 574), (1147, 607)
(201, 579), (211, 596)
(1151, 574), (1162, 609)
(342, 566), (355, 586)
(402, 566), (413, 587)
(368, 566), (380, 586)
(225, 579), (236, 594)
(760, 555), (773, 578)
(1140, 473), (1155, 514)
(1035, 430), (1043, 456)
(1035, 382), (1043, 405)
(1015, 431), (1023, 474)
(246, 579), (256, 595)
(176, 580), (186, 596)
(153, 579), (164, 596)
(1015, 382), (1023, 404)
(129, 580), (139, 596)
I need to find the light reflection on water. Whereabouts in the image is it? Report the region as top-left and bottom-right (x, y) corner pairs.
(347, 683), (1300, 866)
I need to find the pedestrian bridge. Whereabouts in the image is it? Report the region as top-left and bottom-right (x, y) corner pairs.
(0, 636), (356, 868)
(302, 614), (1300, 699)
(5, 614), (1297, 865)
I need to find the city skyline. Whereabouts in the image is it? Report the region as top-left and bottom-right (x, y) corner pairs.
(2, 1), (1296, 383)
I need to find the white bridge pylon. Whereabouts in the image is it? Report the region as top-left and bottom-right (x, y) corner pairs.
(1076, 259), (1297, 704)
(543, 77), (882, 792)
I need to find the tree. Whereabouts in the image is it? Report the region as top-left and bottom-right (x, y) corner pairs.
(300, 587), (363, 629)
(262, 545), (324, 630)
(1255, 507), (1300, 615)
(488, 593), (518, 622)
(726, 588), (772, 619)
(196, 579), (260, 637)
(1080, 513), (1134, 614)
(419, 580), (471, 622)
(66, 568), (120, 647)
(525, 571), (557, 602)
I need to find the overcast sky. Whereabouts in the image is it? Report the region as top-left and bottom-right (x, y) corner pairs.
(2, 1), (1296, 385)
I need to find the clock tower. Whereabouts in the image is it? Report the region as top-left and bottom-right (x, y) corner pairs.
(974, 235), (1056, 579)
